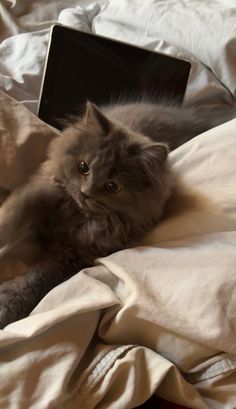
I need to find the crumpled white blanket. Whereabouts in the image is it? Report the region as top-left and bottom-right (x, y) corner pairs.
(0, 0), (103, 112)
(1, 0), (236, 114)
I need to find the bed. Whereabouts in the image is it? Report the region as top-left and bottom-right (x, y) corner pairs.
(0, 1), (236, 408)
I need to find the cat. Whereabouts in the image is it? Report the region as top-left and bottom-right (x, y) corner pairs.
(0, 99), (235, 328)
(0, 101), (171, 327)
(103, 100), (236, 150)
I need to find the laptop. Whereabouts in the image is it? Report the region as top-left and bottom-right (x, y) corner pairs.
(38, 24), (191, 130)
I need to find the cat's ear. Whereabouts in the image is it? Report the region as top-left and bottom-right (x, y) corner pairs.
(140, 143), (169, 182)
(142, 143), (169, 165)
(83, 101), (112, 134)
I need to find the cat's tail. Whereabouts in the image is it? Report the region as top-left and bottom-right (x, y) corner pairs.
(187, 103), (236, 129)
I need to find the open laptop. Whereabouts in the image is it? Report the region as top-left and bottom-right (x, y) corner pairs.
(38, 25), (191, 130)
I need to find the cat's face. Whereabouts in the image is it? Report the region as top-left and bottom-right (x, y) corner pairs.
(47, 102), (171, 227)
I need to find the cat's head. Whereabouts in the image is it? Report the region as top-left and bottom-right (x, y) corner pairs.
(45, 102), (172, 238)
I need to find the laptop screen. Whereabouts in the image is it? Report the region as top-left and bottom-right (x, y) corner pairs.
(38, 25), (191, 130)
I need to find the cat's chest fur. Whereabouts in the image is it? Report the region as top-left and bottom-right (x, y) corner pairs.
(38, 191), (125, 264)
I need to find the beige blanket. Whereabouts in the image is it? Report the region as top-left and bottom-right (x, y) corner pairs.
(0, 90), (236, 408)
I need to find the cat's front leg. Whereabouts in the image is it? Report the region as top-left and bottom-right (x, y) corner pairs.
(0, 257), (82, 329)
(0, 274), (36, 329)
(0, 178), (64, 287)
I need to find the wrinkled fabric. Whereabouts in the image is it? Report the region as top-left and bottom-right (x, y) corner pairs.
(95, 0), (236, 98)
(1, 0), (236, 114)
(0, 91), (57, 190)
(0, 1), (104, 112)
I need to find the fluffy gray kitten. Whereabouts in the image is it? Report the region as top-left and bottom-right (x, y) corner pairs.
(103, 101), (235, 150)
(0, 100), (234, 328)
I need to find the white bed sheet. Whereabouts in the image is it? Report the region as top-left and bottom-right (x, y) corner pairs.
(1, 0), (236, 113)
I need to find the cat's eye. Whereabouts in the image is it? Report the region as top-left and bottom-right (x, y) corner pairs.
(78, 161), (89, 175)
(106, 181), (121, 194)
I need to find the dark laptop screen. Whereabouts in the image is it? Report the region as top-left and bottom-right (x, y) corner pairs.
(38, 25), (191, 130)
